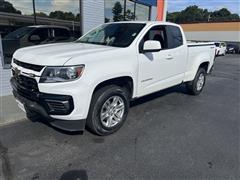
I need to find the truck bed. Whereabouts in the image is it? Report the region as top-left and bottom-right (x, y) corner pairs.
(187, 41), (215, 47)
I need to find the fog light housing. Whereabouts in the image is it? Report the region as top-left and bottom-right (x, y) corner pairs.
(40, 94), (74, 115)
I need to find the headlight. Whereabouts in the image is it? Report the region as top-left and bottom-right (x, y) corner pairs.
(40, 65), (85, 83)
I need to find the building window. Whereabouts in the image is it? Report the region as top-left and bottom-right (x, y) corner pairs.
(125, 0), (135, 21)
(0, 0), (81, 68)
(105, 0), (151, 22)
(135, 2), (150, 21)
(105, 0), (125, 22)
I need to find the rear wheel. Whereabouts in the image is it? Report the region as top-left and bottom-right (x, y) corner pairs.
(86, 85), (130, 136)
(186, 68), (206, 95)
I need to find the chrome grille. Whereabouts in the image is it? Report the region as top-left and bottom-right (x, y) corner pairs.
(17, 75), (38, 91)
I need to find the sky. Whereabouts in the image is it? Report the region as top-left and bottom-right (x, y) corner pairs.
(141, 0), (240, 14)
(7, 0), (80, 15)
(5, 0), (240, 15)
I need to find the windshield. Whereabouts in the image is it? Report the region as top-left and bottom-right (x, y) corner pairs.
(215, 43), (220, 47)
(4, 27), (35, 39)
(76, 23), (146, 47)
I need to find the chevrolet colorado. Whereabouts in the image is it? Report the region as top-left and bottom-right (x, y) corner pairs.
(11, 22), (215, 135)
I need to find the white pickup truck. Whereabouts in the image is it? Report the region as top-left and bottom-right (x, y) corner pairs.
(11, 22), (215, 135)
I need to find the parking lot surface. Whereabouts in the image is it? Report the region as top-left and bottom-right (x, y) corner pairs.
(0, 54), (239, 180)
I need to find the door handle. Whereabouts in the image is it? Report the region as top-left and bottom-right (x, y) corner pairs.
(166, 55), (173, 60)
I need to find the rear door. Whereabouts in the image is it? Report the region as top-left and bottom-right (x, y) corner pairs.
(164, 25), (188, 79)
(137, 25), (187, 96)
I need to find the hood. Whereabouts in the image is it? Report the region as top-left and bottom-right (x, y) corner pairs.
(13, 42), (117, 66)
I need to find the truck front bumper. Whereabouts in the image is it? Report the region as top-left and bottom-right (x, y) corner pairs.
(11, 78), (86, 132)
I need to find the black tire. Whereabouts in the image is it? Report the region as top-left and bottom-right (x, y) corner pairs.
(86, 85), (130, 136)
(186, 68), (206, 95)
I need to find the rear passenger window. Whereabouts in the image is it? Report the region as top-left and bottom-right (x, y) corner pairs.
(166, 26), (183, 48)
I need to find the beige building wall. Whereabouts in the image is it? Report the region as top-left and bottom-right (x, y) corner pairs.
(180, 22), (240, 42)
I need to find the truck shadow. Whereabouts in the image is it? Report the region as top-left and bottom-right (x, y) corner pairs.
(59, 170), (88, 180)
(28, 117), (84, 136)
(130, 84), (187, 107)
(31, 84), (188, 135)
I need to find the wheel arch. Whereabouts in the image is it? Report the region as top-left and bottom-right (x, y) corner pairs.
(184, 58), (211, 83)
(199, 61), (210, 72)
(92, 76), (135, 99)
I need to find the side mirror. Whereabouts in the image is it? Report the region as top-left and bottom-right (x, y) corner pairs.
(30, 35), (41, 42)
(143, 40), (162, 53)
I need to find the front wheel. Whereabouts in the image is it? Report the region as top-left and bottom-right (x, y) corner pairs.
(186, 68), (206, 95)
(86, 85), (130, 136)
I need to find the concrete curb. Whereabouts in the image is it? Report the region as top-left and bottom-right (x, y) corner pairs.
(0, 95), (26, 126)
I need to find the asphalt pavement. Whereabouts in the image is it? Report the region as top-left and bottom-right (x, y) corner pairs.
(0, 54), (239, 180)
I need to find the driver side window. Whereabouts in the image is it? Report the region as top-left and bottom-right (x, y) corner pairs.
(140, 25), (168, 51)
(145, 26), (167, 49)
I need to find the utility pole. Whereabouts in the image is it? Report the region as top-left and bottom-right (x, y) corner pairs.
(123, 0), (126, 21)
(134, 0), (137, 20)
(79, 0), (83, 35)
(32, 0), (37, 25)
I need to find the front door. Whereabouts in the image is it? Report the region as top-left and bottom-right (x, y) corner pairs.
(137, 25), (187, 97)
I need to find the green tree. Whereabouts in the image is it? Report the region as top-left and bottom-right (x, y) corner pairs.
(75, 13), (80, 21)
(211, 8), (239, 21)
(34, 12), (48, 17)
(125, 9), (135, 21)
(112, 2), (123, 22)
(49, 11), (76, 21)
(167, 11), (181, 23)
(229, 13), (240, 20)
(167, 6), (239, 23)
(64, 12), (75, 21)
(177, 5), (210, 23)
(49, 11), (66, 20)
(0, 0), (21, 14)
